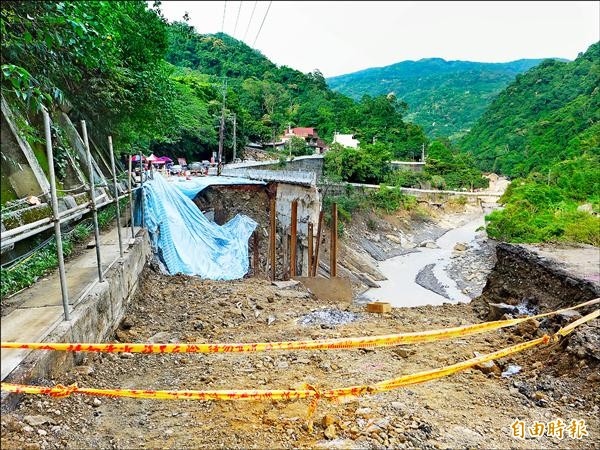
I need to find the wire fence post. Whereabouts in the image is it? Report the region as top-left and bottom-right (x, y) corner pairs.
(81, 120), (104, 282)
(108, 136), (123, 258)
(43, 110), (70, 321)
(128, 155), (135, 238)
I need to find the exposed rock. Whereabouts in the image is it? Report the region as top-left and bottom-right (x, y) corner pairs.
(24, 415), (53, 427)
(419, 240), (439, 249)
(386, 234), (402, 244)
(486, 302), (519, 320)
(355, 407), (372, 418)
(514, 318), (540, 337)
(120, 316), (135, 330)
(586, 372), (600, 382)
(321, 415), (335, 427)
(73, 365), (94, 376)
(393, 347), (415, 358)
(324, 424), (337, 440)
(148, 331), (171, 343)
(577, 203), (593, 213)
(473, 352), (501, 375)
(92, 398), (102, 407)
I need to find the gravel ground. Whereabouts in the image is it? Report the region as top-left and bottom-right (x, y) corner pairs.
(1, 272), (598, 449)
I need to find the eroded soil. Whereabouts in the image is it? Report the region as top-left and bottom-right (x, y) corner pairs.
(2, 272), (598, 449)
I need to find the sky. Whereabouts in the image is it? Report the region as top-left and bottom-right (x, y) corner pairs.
(158, 1), (600, 77)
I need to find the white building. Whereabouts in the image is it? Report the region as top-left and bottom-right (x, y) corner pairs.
(332, 132), (359, 149)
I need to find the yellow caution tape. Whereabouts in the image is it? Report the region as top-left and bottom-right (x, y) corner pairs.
(2, 310), (597, 409)
(1, 298), (597, 354)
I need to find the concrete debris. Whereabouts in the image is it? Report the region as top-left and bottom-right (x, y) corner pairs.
(453, 243), (467, 251)
(297, 309), (360, 327)
(501, 364), (522, 378)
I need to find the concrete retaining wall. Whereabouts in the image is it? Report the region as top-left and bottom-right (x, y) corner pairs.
(1, 229), (151, 410)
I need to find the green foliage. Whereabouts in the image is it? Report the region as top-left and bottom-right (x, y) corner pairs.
(324, 142), (392, 184)
(461, 42), (599, 177)
(0, 199), (126, 299)
(485, 155), (600, 245)
(1, 1), (173, 151)
(287, 136), (312, 156)
(460, 42), (600, 246)
(370, 186), (416, 214)
(424, 139), (489, 190)
(328, 57), (548, 138)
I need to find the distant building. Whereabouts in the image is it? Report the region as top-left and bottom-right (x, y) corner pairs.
(268, 126), (328, 154)
(332, 132), (359, 149)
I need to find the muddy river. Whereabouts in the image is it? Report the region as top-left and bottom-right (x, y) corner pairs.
(364, 213), (487, 307)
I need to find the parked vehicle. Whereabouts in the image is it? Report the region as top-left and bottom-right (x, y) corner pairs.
(169, 164), (182, 175)
(189, 162), (203, 171)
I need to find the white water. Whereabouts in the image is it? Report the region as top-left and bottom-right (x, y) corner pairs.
(364, 214), (486, 308)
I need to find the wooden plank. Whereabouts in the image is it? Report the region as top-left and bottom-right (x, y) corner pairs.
(307, 222), (313, 277)
(269, 197), (276, 280)
(290, 199), (298, 278)
(366, 302), (392, 313)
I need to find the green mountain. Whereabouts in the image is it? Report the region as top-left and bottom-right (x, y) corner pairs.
(162, 24), (429, 159)
(461, 42), (599, 177)
(461, 42), (599, 246)
(327, 58), (549, 139)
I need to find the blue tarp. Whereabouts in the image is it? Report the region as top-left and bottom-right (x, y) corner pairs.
(139, 173), (258, 280)
(170, 176), (265, 199)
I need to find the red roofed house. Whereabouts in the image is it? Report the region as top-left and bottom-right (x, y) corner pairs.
(280, 127), (328, 154)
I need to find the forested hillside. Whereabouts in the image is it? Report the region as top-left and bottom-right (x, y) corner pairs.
(1, 2), (427, 163)
(462, 42), (600, 245)
(461, 43), (599, 177)
(327, 58), (546, 139)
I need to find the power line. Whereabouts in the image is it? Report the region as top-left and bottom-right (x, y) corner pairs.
(221, 0), (227, 33)
(243, 1), (258, 42)
(233, 1), (243, 38)
(252, 1), (272, 47)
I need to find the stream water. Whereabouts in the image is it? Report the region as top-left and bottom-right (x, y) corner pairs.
(364, 214), (487, 308)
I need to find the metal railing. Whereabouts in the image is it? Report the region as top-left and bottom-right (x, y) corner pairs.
(1, 111), (146, 321)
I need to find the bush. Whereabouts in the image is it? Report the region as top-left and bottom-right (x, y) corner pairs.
(370, 186), (416, 214)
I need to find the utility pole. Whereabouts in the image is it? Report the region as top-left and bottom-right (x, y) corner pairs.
(217, 76), (227, 176)
(232, 113), (237, 162)
(421, 143), (425, 162)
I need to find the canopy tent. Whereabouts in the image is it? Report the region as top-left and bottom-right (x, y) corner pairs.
(130, 155), (146, 162)
(158, 156), (173, 163)
(147, 154), (159, 162)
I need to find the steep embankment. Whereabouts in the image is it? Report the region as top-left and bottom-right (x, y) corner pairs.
(327, 58), (547, 138)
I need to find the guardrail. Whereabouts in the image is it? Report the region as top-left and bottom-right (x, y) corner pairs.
(1, 111), (145, 322)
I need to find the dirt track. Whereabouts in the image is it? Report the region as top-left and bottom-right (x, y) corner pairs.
(2, 272), (598, 449)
